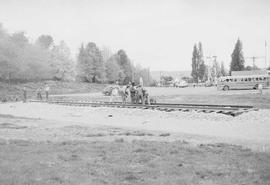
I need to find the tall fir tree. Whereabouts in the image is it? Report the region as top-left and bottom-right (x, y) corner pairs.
(197, 42), (206, 81)
(77, 44), (89, 81)
(76, 42), (106, 83)
(230, 38), (245, 73)
(116, 49), (133, 84)
(191, 44), (199, 82)
(85, 42), (106, 83)
(105, 55), (123, 83)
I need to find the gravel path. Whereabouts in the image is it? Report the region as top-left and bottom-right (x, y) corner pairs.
(0, 102), (270, 149)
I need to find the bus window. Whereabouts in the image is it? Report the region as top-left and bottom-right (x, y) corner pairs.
(226, 79), (229, 82)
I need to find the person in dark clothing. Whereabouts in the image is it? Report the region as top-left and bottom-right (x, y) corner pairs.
(136, 85), (143, 104)
(44, 84), (50, 101)
(23, 87), (27, 103)
(129, 82), (136, 104)
(37, 87), (42, 100)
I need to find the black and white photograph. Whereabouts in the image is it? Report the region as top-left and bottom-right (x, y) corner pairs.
(0, 0), (270, 184)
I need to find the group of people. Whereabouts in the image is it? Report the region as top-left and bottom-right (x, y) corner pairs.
(110, 82), (150, 105)
(36, 84), (50, 101)
(22, 84), (50, 102)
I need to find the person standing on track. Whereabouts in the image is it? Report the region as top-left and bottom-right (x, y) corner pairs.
(118, 85), (128, 104)
(124, 85), (130, 103)
(129, 82), (136, 104)
(44, 84), (50, 101)
(136, 85), (143, 104)
(22, 87), (27, 103)
(258, 83), (263, 95)
(142, 87), (147, 105)
(37, 87), (42, 100)
(110, 87), (119, 102)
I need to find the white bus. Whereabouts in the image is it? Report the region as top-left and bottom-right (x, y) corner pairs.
(217, 75), (270, 90)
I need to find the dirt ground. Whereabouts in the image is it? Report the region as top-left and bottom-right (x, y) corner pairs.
(147, 87), (270, 109)
(51, 86), (270, 109)
(0, 86), (270, 185)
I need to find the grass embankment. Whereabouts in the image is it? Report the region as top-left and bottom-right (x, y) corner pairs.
(0, 81), (106, 102)
(148, 87), (270, 109)
(0, 140), (269, 185)
(157, 94), (270, 109)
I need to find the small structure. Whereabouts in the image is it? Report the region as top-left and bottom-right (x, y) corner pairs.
(231, 70), (270, 76)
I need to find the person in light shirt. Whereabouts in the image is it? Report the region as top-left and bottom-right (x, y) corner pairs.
(258, 83), (263, 95)
(44, 84), (50, 101)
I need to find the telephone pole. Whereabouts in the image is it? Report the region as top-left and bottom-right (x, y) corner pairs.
(265, 40), (268, 69)
(245, 56), (265, 69)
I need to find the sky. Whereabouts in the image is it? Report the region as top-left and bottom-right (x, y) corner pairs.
(0, 0), (270, 71)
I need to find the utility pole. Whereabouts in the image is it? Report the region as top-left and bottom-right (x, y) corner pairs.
(147, 67), (150, 86)
(252, 57), (256, 68)
(265, 41), (268, 69)
(245, 56), (265, 69)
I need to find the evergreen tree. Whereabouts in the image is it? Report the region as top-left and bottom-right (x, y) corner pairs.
(230, 38), (245, 73)
(191, 44), (198, 82)
(76, 42), (106, 83)
(101, 46), (112, 63)
(105, 55), (123, 83)
(197, 42), (206, 81)
(86, 42), (106, 83)
(76, 44), (89, 81)
(116, 49), (133, 84)
(36, 35), (54, 49)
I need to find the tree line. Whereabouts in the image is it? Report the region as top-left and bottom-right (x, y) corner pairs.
(0, 24), (152, 85)
(191, 38), (262, 83)
(76, 43), (151, 85)
(0, 24), (74, 82)
(191, 42), (226, 83)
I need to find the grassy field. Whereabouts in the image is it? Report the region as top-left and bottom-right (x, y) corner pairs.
(0, 139), (270, 185)
(0, 81), (106, 102)
(48, 85), (270, 109)
(2, 81), (270, 109)
(147, 87), (270, 109)
(1, 84), (270, 185)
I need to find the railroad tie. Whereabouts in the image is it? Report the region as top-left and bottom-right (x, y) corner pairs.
(31, 100), (254, 117)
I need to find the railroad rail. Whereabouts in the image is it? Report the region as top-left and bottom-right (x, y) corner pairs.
(30, 99), (256, 117)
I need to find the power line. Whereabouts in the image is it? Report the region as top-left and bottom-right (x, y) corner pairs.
(245, 56), (265, 68)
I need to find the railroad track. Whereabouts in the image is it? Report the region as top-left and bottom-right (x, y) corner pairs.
(30, 99), (257, 117)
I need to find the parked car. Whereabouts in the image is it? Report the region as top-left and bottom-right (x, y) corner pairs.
(175, 81), (188, 88)
(102, 85), (118, 96)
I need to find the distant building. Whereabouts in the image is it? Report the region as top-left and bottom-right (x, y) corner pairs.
(150, 71), (191, 81)
(231, 70), (270, 76)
